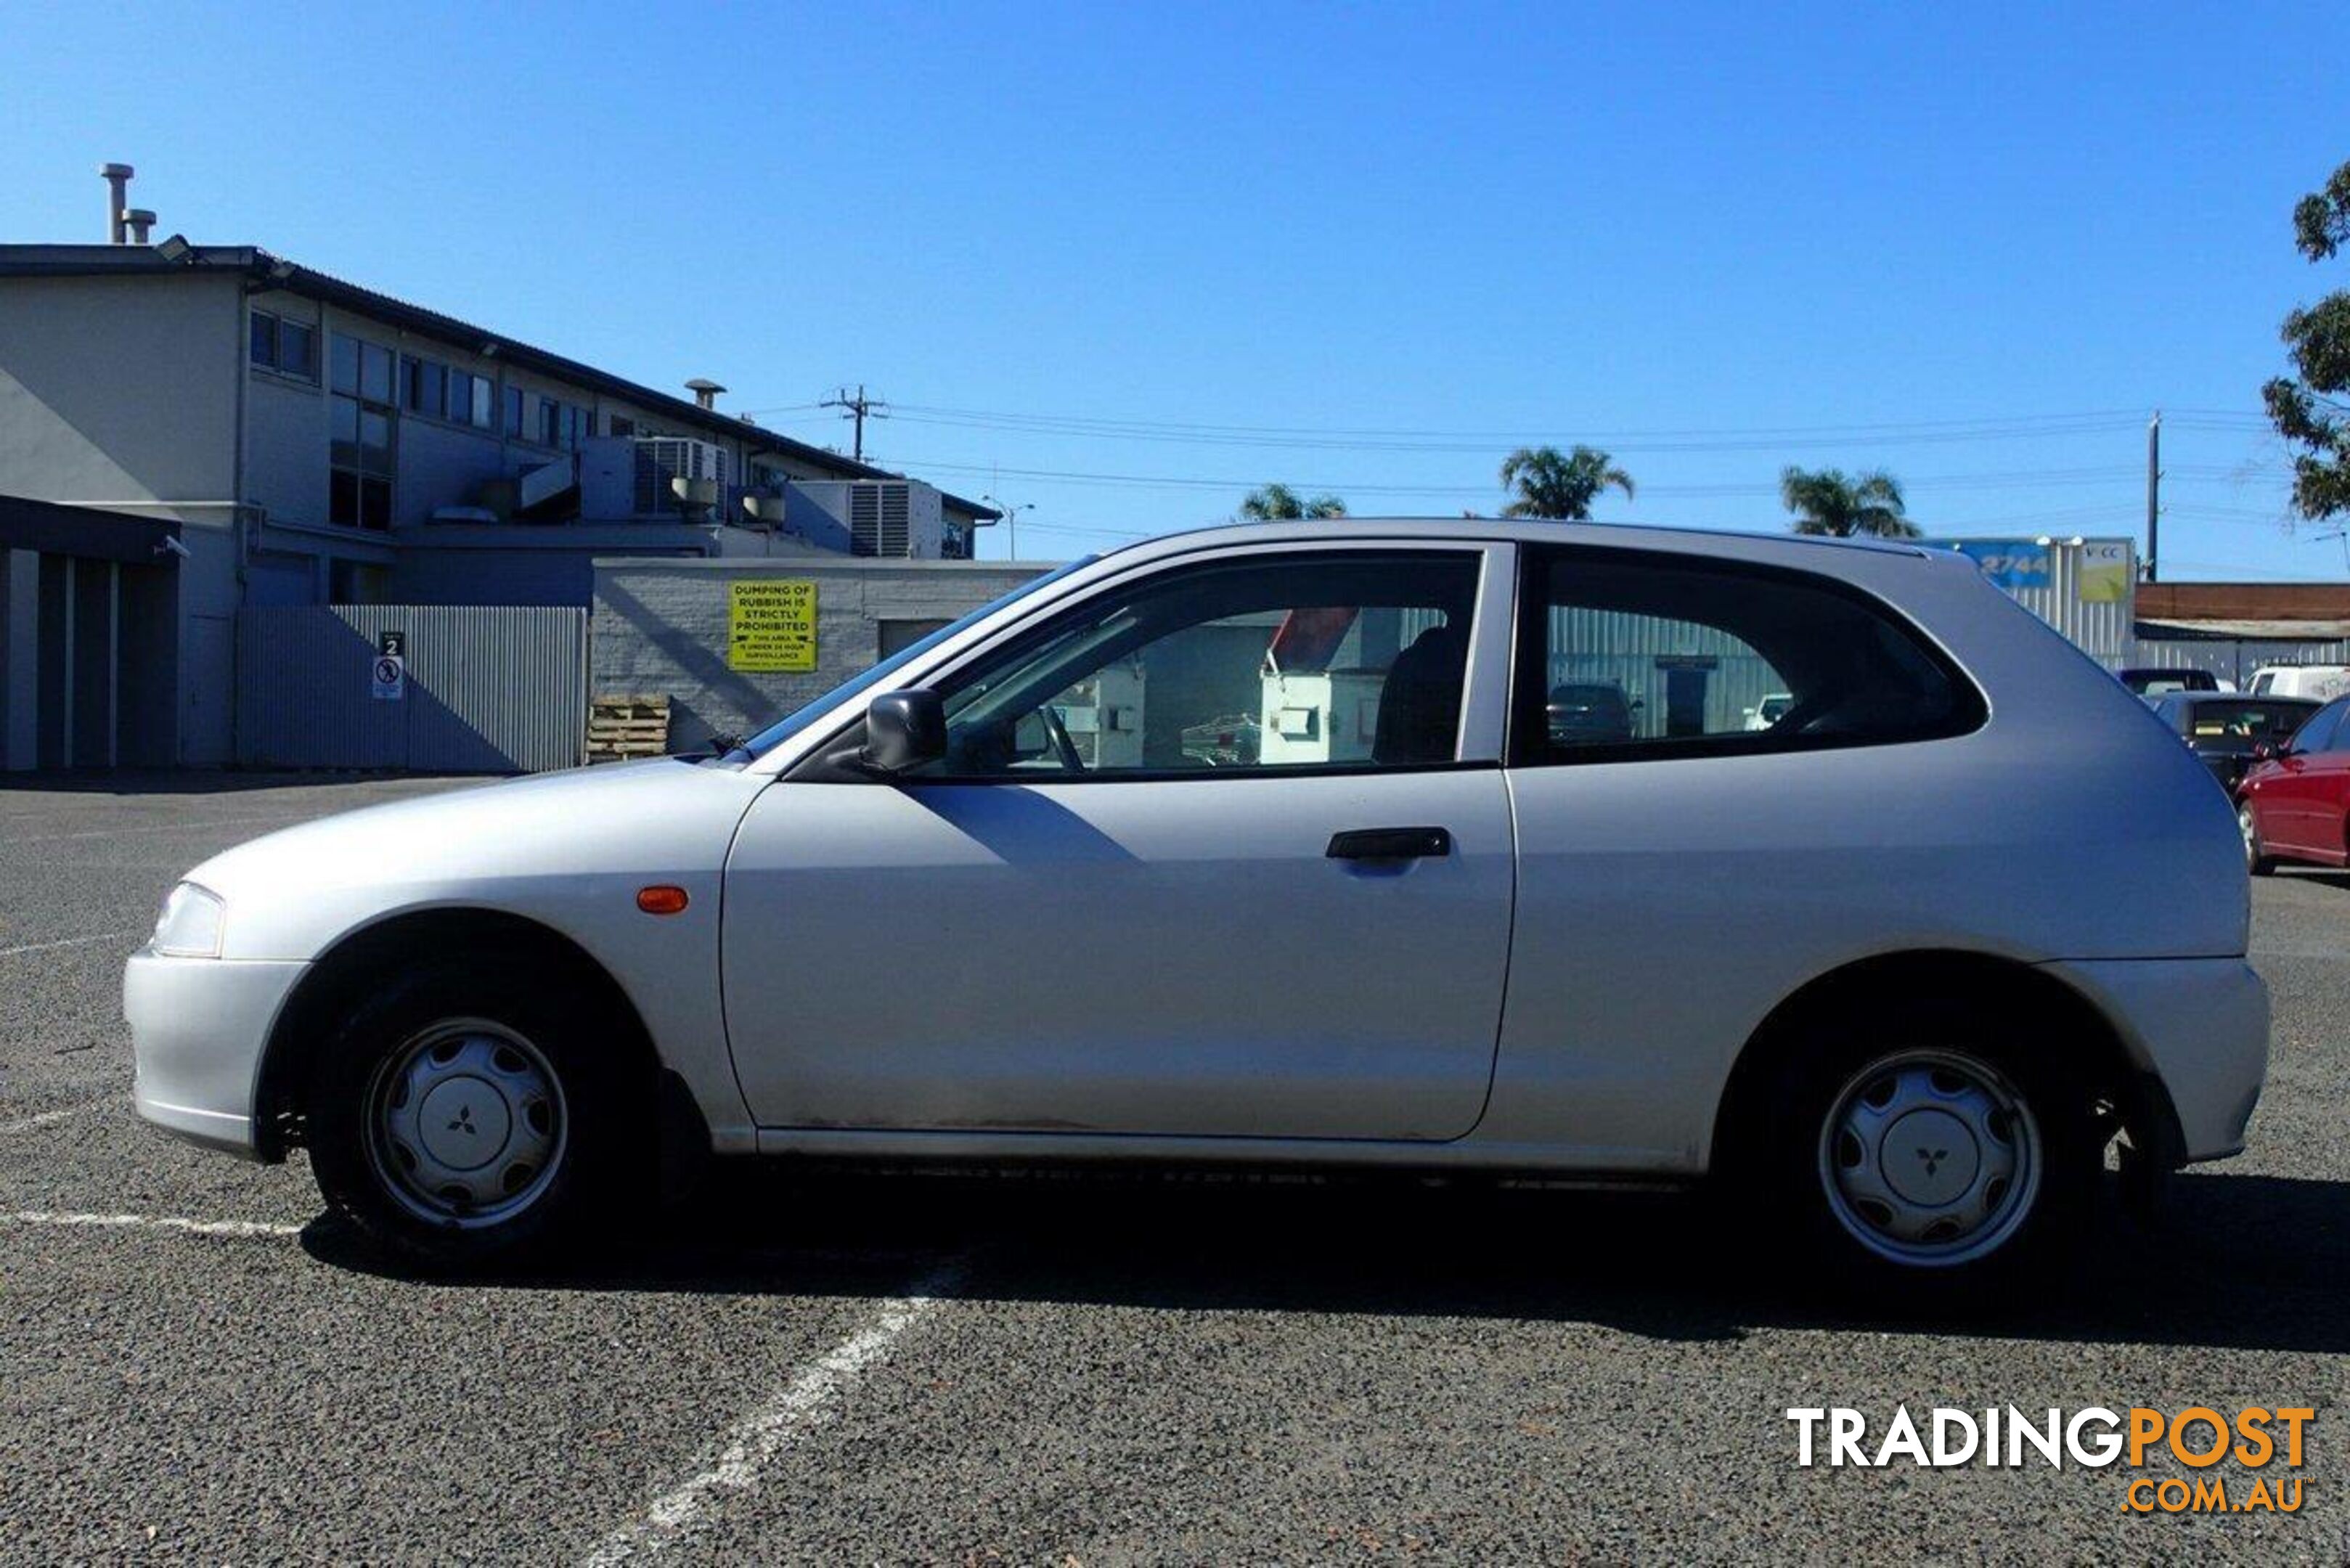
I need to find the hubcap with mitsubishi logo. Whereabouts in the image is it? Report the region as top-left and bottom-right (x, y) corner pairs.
(416, 1077), (514, 1172)
(364, 1019), (568, 1228)
(1817, 1048), (2042, 1267)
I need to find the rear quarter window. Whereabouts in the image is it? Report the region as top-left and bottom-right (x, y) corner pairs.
(1514, 547), (1984, 766)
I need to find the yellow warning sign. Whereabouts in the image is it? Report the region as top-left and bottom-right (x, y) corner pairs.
(728, 579), (817, 672)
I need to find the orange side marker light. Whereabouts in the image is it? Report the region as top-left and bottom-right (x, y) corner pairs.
(637, 885), (690, 915)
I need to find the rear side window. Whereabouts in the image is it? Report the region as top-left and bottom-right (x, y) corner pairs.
(2294, 700), (2348, 753)
(2178, 700), (2318, 751)
(1514, 547), (1982, 766)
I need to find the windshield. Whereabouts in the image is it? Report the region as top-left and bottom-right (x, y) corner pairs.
(727, 556), (1099, 761)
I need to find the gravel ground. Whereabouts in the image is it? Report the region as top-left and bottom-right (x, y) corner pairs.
(0, 774), (2343, 1564)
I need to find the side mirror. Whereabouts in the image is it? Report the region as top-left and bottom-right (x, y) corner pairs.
(860, 690), (945, 774)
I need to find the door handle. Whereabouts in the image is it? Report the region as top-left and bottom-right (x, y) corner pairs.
(1326, 827), (1451, 860)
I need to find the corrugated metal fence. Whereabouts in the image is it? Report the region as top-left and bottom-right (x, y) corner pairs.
(2116, 634), (2350, 686)
(1546, 607), (1780, 737)
(1999, 542), (2138, 666)
(237, 605), (586, 772)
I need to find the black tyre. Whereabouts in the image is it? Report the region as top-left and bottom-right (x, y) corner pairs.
(305, 955), (637, 1268)
(1750, 1005), (2099, 1290)
(2238, 803), (2276, 877)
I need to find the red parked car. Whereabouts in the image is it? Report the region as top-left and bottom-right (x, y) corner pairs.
(2237, 694), (2350, 873)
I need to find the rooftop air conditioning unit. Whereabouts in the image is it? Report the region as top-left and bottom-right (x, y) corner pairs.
(849, 481), (913, 557)
(632, 437), (731, 518)
(769, 479), (947, 556)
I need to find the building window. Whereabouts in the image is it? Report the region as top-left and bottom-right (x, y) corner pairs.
(248, 310), (318, 380)
(396, 356), (495, 430)
(329, 332), (396, 531)
(505, 391), (590, 450)
(402, 356), (447, 420)
(609, 416), (635, 438)
(878, 618), (953, 658)
(358, 340), (393, 404)
(454, 372), (493, 429)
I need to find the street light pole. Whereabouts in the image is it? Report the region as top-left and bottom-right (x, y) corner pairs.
(981, 494), (1034, 560)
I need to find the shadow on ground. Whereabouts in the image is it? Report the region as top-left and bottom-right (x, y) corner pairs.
(303, 1164), (2350, 1353)
(0, 770), (485, 797)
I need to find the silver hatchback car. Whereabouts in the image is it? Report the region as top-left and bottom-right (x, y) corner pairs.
(128, 520), (2267, 1282)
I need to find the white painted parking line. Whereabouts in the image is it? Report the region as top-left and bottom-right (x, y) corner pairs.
(2, 1209), (304, 1238)
(582, 1258), (969, 1565)
(0, 931), (134, 960)
(0, 1101), (106, 1134)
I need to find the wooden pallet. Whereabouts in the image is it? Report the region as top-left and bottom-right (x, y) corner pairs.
(587, 695), (672, 763)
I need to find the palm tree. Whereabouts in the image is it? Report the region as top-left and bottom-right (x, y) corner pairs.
(1238, 483), (1347, 520)
(1779, 466), (1919, 538)
(1498, 446), (1635, 520)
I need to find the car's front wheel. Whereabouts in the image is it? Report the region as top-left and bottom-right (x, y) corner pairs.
(306, 957), (630, 1268)
(1756, 1021), (2097, 1289)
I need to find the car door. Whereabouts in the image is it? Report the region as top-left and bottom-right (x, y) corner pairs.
(2253, 698), (2343, 853)
(722, 542), (1519, 1142)
(2298, 699), (2350, 861)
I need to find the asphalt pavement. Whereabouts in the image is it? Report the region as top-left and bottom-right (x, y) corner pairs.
(0, 774), (2343, 1563)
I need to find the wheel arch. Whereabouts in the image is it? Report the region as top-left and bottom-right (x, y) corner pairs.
(1708, 949), (2185, 1178)
(253, 907), (672, 1161)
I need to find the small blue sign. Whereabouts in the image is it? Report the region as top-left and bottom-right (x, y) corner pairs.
(1941, 539), (2052, 591)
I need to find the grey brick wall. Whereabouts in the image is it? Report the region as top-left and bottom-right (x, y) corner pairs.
(591, 558), (1047, 751)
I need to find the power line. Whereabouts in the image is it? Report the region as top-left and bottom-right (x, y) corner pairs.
(870, 403), (2161, 457)
(819, 385), (889, 462)
(882, 455), (2206, 499)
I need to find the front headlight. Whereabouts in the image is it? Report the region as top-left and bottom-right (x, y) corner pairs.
(152, 882), (226, 957)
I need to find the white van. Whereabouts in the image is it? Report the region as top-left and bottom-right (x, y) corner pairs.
(2246, 665), (2350, 701)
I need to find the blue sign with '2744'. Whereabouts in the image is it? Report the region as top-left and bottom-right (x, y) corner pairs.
(1941, 539), (2052, 590)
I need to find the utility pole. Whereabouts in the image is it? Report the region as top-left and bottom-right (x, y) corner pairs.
(2145, 409), (2162, 582)
(822, 384), (888, 462)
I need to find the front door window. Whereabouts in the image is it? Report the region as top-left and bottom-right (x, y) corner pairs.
(908, 552), (1483, 778)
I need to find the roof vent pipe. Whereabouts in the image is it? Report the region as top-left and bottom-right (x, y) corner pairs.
(100, 163), (134, 244)
(685, 377), (725, 411)
(123, 209), (156, 245)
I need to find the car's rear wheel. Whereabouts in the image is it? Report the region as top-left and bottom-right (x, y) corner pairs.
(2240, 803), (2276, 876)
(306, 957), (631, 1268)
(1754, 1017), (2097, 1289)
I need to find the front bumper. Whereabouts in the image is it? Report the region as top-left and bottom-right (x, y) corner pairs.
(2046, 956), (2269, 1163)
(124, 949), (309, 1159)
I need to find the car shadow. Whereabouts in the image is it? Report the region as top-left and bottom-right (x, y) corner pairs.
(301, 1165), (2350, 1353)
(0, 769), (479, 796)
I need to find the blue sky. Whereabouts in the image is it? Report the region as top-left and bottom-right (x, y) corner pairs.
(4, 1), (2344, 576)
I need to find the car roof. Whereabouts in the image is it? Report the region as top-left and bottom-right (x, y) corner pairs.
(1092, 517), (1939, 568)
(2174, 691), (2314, 705)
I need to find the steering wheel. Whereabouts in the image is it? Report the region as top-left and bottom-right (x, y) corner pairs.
(1039, 705), (1087, 772)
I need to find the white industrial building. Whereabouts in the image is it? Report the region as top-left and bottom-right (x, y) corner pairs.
(0, 178), (995, 768)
